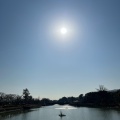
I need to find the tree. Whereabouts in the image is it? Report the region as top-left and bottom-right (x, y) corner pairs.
(0, 92), (5, 105)
(79, 94), (83, 100)
(23, 88), (30, 104)
(96, 85), (107, 92)
(15, 95), (22, 105)
(78, 94), (84, 103)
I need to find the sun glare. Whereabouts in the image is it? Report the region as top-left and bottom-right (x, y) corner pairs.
(60, 27), (67, 34)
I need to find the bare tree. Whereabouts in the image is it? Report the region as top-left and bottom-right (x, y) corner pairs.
(96, 85), (108, 92)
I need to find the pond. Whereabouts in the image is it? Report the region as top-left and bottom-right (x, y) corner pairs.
(0, 104), (120, 120)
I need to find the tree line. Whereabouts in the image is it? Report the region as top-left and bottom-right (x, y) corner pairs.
(57, 85), (120, 108)
(0, 88), (41, 106)
(0, 85), (120, 108)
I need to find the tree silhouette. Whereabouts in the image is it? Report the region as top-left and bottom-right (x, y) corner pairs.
(23, 88), (30, 104)
(96, 85), (107, 92)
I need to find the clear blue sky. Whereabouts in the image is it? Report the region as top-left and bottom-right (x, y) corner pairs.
(0, 0), (120, 100)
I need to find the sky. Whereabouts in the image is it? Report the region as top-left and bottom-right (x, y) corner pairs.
(0, 0), (120, 100)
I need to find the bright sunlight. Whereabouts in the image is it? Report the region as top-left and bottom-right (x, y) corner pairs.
(60, 27), (67, 34)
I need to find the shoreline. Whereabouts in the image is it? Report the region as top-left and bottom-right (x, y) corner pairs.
(0, 105), (41, 114)
(1, 104), (120, 114)
(0, 109), (22, 114)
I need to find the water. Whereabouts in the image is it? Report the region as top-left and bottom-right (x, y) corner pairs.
(0, 104), (120, 120)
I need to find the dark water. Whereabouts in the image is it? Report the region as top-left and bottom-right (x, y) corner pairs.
(0, 105), (120, 120)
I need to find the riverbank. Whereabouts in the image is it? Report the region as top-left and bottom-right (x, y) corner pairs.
(0, 105), (41, 114)
(69, 103), (120, 110)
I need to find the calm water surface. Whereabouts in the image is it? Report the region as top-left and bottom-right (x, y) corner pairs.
(0, 105), (120, 120)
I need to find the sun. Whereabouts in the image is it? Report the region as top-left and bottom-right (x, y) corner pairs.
(60, 27), (67, 34)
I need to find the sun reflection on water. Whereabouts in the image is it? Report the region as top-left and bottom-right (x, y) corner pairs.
(55, 105), (77, 110)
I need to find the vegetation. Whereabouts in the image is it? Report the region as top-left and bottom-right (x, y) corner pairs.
(0, 85), (120, 113)
(0, 88), (54, 112)
(57, 85), (120, 108)
(0, 89), (40, 106)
